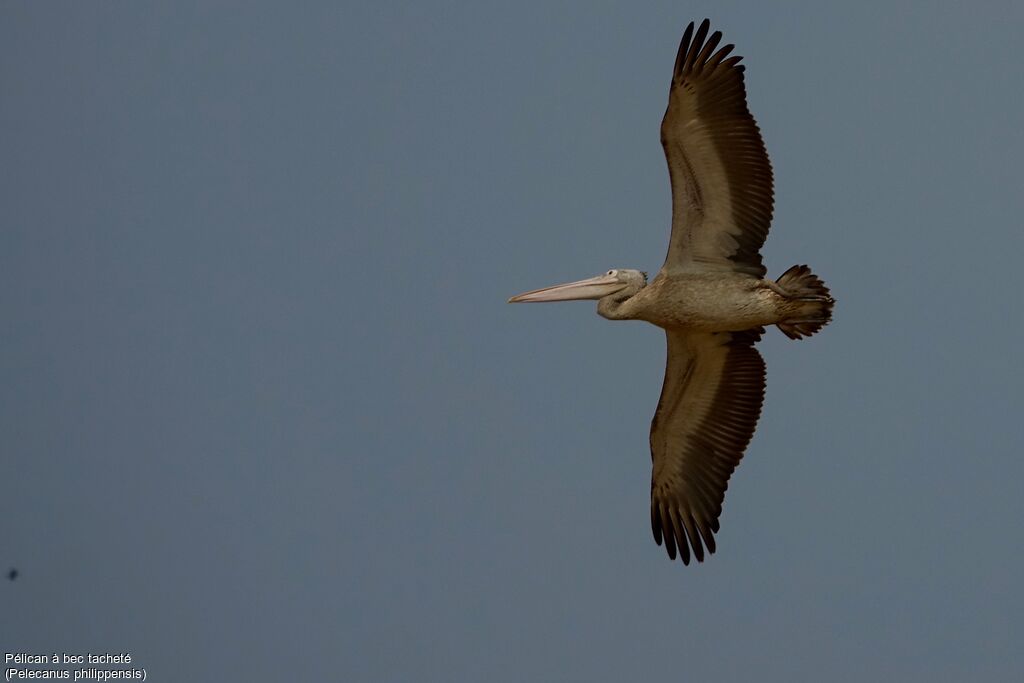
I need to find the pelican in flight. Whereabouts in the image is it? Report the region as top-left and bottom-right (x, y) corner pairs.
(509, 20), (834, 564)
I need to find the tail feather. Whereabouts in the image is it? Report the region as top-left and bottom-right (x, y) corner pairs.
(775, 265), (833, 340)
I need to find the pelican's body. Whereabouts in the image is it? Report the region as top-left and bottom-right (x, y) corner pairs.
(510, 20), (833, 565)
(601, 271), (780, 328)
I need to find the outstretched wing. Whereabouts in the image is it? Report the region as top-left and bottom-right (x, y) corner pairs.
(660, 19), (774, 278)
(650, 328), (766, 564)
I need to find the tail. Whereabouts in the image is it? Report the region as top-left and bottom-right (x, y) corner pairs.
(774, 265), (834, 340)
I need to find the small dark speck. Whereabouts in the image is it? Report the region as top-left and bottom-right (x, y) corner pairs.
(8, 568), (18, 581)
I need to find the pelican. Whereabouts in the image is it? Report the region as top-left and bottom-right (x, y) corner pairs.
(509, 20), (834, 565)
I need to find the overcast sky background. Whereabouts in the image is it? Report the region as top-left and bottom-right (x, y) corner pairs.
(3, 1), (1023, 681)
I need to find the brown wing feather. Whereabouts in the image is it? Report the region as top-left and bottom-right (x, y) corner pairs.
(660, 19), (774, 277)
(650, 328), (766, 564)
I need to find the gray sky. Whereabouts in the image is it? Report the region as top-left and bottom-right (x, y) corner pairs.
(3, 1), (1023, 680)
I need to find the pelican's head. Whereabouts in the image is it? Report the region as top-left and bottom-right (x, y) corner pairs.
(508, 269), (647, 304)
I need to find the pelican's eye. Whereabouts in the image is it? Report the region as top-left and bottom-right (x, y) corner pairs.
(607, 270), (616, 276)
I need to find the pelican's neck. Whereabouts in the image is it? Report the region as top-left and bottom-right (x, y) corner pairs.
(597, 283), (645, 320)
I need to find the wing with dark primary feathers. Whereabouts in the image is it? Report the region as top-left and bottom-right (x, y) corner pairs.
(660, 19), (774, 278)
(650, 328), (766, 564)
